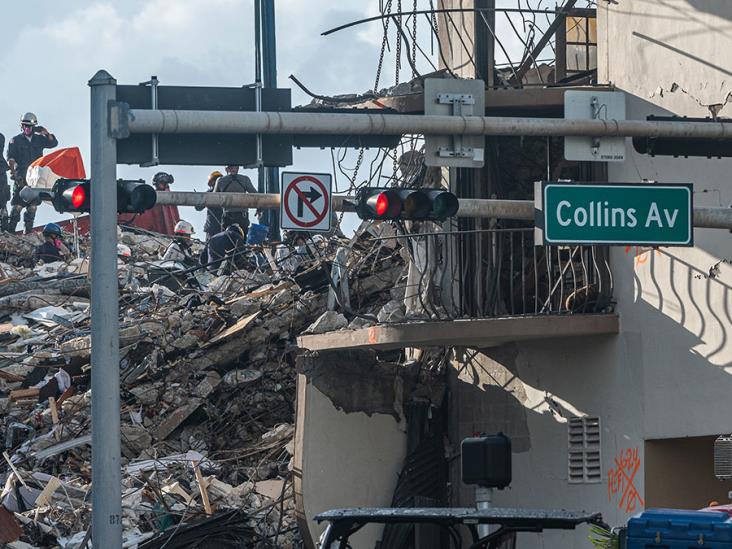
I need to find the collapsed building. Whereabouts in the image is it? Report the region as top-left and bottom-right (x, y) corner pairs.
(0, 224), (407, 547)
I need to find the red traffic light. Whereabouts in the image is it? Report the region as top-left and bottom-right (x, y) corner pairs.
(375, 193), (390, 216)
(71, 186), (87, 209)
(361, 189), (401, 219)
(356, 187), (460, 221)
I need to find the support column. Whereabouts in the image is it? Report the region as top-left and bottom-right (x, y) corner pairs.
(88, 69), (121, 549)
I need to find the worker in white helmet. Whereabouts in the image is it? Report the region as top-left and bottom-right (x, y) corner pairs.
(162, 220), (196, 267)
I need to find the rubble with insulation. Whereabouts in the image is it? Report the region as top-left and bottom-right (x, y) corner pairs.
(0, 222), (406, 548)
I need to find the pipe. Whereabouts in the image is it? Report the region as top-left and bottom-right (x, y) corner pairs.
(89, 70), (122, 549)
(127, 109), (732, 139)
(160, 191), (732, 229)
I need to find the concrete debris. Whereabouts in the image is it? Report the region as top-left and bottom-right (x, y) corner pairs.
(0, 226), (404, 547)
(304, 310), (348, 334)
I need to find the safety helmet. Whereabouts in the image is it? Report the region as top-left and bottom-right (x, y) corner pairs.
(42, 223), (62, 236)
(228, 223), (245, 240)
(209, 171), (223, 179)
(174, 220), (195, 237)
(152, 172), (174, 185)
(117, 243), (132, 258)
(21, 112), (38, 126)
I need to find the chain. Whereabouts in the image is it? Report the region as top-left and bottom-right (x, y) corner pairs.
(411, 0), (418, 78)
(337, 148), (366, 226)
(373, 0), (392, 94)
(395, 0), (402, 85)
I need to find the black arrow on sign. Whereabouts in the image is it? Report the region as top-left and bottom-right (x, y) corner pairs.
(297, 186), (322, 217)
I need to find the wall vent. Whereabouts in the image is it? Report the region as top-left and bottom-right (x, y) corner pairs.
(568, 416), (602, 484)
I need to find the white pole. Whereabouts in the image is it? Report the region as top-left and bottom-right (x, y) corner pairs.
(155, 191), (732, 229)
(89, 70), (122, 549)
(126, 108), (732, 139)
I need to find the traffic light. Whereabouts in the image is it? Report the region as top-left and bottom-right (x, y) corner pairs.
(19, 178), (156, 214)
(117, 179), (157, 213)
(52, 179), (91, 213)
(355, 187), (459, 221)
(633, 115), (732, 158)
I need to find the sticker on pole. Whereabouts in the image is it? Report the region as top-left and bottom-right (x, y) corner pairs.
(280, 172), (332, 233)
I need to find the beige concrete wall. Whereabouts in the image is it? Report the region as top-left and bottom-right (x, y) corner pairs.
(451, 3), (732, 547)
(294, 375), (406, 549)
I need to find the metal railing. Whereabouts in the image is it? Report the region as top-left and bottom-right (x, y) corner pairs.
(452, 228), (613, 318)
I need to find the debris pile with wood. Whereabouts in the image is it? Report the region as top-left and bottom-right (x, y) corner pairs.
(0, 224), (404, 548)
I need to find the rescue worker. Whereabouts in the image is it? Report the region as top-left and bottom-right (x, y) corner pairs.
(6, 113), (58, 233)
(162, 220), (197, 267)
(212, 165), (258, 235)
(32, 223), (70, 264)
(195, 170), (224, 241)
(119, 171), (180, 235)
(199, 223), (247, 274)
(0, 132), (9, 231)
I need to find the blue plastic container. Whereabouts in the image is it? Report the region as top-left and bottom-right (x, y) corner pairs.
(627, 509), (732, 548)
(247, 223), (269, 245)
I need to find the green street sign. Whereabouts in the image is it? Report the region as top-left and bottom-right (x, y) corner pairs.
(536, 182), (693, 246)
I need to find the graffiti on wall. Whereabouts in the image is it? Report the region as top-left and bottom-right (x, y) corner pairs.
(608, 447), (645, 513)
(625, 245), (660, 267)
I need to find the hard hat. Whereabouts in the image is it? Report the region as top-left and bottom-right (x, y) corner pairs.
(21, 112), (38, 126)
(209, 171), (223, 179)
(42, 223), (62, 236)
(152, 172), (174, 185)
(117, 243), (132, 257)
(174, 220), (195, 236)
(228, 223), (245, 240)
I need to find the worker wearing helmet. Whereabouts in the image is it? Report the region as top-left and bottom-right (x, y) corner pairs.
(6, 113), (58, 233)
(199, 223), (247, 274)
(32, 223), (70, 264)
(152, 171), (174, 191)
(195, 170), (224, 241)
(212, 165), (258, 236)
(162, 220), (197, 267)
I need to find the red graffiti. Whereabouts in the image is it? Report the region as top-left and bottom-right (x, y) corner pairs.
(624, 246), (660, 266)
(608, 448), (644, 514)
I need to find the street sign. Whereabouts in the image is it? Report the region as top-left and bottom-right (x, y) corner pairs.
(535, 182), (693, 246)
(280, 172), (332, 233)
(116, 83), (293, 167)
(564, 91), (626, 162)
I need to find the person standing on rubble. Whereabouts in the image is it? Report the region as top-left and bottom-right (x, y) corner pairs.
(199, 223), (247, 274)
(0, 132), (9, 231)
(6, 113), (58, 233)
(162, 220), (197, 267)
(32, 223), (70, 264)
(212, 165), (258, 237)
(195, 170), (224, 241)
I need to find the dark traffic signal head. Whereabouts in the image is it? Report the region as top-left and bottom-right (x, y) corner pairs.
(355, 187), (459, 221)
(52, 179), (91, 213)
(29, 178), (157, 214)
(117, 179), (157, 213)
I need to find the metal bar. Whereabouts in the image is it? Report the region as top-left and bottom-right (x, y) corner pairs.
(154, 191), (732, 229)
(262, 0), (280, 240)
(126, 108), (732, 139)
(89, 70), (122, 549)
(254, 0), (264, 173)
(513, 0), (577, 85)
(474, 0), (495, 86)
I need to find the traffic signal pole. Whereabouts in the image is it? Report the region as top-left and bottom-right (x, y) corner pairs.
(154, 190), (732, 230)
(89, 70), (122, 549)
(261, 0), (280, 240)
(124, 108), (732, 140)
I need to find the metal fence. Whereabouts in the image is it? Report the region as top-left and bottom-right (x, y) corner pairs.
(452, 228), (613, 318)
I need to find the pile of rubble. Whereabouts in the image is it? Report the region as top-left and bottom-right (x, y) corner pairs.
(0, 223), (405, 548)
